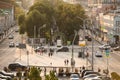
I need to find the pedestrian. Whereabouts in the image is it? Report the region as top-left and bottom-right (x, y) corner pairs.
(44, 67), (46, 76)
(64, 59), (66, 65)
(82, 65), (85, 70)
(50, 62), (52, 66)
(66, 59), (69, 65)
(98, 68), (101, 72)
(48, 52), (50, 57)
(51, 52), (53, 56)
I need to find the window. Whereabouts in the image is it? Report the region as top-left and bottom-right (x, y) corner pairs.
(115, 21), (120, 34)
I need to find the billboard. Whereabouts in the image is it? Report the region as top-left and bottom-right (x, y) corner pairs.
(27, 38), (46, 46)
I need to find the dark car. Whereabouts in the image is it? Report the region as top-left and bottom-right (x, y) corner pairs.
(8, 63), (27, 71)
(57, 47), (69, 52)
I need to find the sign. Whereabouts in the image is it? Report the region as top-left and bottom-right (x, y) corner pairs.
(27, 38), (46, 46)
(79, 41), (86, 46)
(57, 39), (62, 47)
(105, 49), (110, 57)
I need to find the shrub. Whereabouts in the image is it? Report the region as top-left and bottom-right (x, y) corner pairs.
(111, 72), (120, 80)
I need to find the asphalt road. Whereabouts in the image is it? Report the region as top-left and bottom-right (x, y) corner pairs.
(0, 28), (20, 70)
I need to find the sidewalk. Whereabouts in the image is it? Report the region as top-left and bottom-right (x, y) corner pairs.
(0, 26), (15, 43)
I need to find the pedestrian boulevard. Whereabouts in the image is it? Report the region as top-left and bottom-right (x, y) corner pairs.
(14, 44), (91, 76)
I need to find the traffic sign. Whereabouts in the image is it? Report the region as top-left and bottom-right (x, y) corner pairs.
(105, 49), (110, 57)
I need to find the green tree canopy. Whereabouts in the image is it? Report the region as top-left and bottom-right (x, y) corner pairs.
(20, 0), (87, 43)
(29, 67), (42, 80)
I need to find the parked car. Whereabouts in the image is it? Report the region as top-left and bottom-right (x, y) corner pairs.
(84, 72), (101, 76)
(0, 70), (14, 78)
(70, 73), (80, 80)
(8, 63), (27, 71)
(8, 35), (14, 39)
(34, 46), (46, 53)
(84, 77), (102, 80)
(15, 28), (19, 32)
(57, 46), (69, 52)
(0, 74), (12, 80)
(95, 51), (103, 57)
(15, 42), (19, 47)
(9, 42), (15, 47)
(83, 74), (102, 79)
(81, 70), (93, 77)
(113, 46), (120, 51)
(99, 44), (111, 50)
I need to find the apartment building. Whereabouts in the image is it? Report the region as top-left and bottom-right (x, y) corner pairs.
(0, 1), (14, 37)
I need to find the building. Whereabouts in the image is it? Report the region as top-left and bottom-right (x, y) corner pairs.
(0, 1), (14, 38)
(99, 10), (120, 44)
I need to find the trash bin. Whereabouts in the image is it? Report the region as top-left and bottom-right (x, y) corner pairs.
(78, 52), (83, 58)
(78, 52), (85, 58)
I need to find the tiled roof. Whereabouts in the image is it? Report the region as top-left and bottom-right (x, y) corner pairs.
(0, 1), (12, 9)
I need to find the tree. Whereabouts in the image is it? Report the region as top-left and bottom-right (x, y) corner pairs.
(20, 0), (87, 44)
(25, 9), (46, 38)
(18, 13), (26, 34)
(55, 2), (86, 41)
(45, 71), (58, 80)
(29, 67), (42, 80)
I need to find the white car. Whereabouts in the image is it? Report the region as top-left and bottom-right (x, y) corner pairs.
(95, 51), (103, 57)
(8, 35), (14, 39)
(0, 70), (14, 78)
(15, 42), (19, 47)
(99, 44), (111, 50)
(70, 74), (80, 80)
(0, 74), (11, 80)
(83, 74), (102, 79)
(9, 42), (15, 47)
(84, 77), (102, 80)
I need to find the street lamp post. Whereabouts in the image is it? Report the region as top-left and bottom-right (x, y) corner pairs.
(38, 24), (46, 46)
(38, 24), (46, 38)
(77, 17), (94, 71)
(71, 30), (77, 72)
(27, 51), (29, 67)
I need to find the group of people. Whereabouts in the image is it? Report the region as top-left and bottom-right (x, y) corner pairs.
(64, 59), (69, 65)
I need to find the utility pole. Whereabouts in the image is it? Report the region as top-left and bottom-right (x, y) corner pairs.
(91, 18), (94, 71)
(71, 30), (77, 72)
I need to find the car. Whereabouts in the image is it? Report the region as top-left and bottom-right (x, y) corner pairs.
(84, 77), (102, 80)
(70, 73), (80, 80)
(56, 46), (69, 52)
(99, 44), (111, 50)
(0, 74), (12, 80)
(113, 46), (120, 51)
(83, 74), (102, 79)
(0, 70), (14, 78)
(15, 42), (19, 47)
(9, 42), (15, 47)
(15, 28), (19, 32)
(8, 35), (14, 39)
(8, 63), (27, 71)
(81, 70), (93, 77)
(84, 72), (101, 77)
(34, 46), (45, 53)
(95, 51), (103, 57)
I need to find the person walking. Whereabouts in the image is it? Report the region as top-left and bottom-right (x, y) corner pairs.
(64, 59), (66, 65)
(66, 59), (69, 65)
